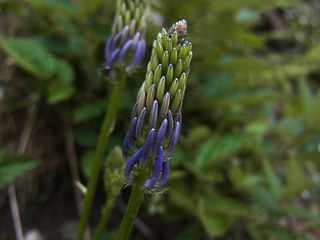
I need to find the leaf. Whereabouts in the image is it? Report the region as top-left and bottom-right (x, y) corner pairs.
(199, 211), (230, 237)
(281, 205), (320, 221)
(0, 37), (57, 78)
(73, 129), (98, 146)
(55, 59), (75, 84)
(48, 81), (75, 104)
(262, 159), (281, 200)
(252, 187), (277, 211)
(30, 0), (77, 17)
(0, 149), (39, 188)
(205, 198), (248, 217)
(73, 100), (107, 123)
(235, 8), (259, 22)
(77, 0), (106, 18)
(196, 134), (252, 168)
(282, 157), (312, 199)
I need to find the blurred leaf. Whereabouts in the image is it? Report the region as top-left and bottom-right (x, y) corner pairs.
(0, 149), (39, 188)
(48, 81), (75, 104)
(205, 198), (248, 217)
(188, 125), (212, 144)
(262, 159), (281, 200)
(74, 129), (98, 146)
(235, 8), (259, 22)
(30, 0), (77, 17)
(281, 205), (320, 221)
(282, 157), (312, 199)
(73, 100), (107, 123)
(273, 117), (304, 136)
(200, 211), (230, 237)
(252, 187), (277, 211)
(81, 149), (95, 178)
(0, 37), (57, 78)
(196, 134), (252, 168)
(55, 59), (75, 84)
(305, 92), (320, 129)
(77, 0), (106, 18)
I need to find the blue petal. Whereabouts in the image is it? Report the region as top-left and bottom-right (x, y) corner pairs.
(122, 131), (130, 162)
(119, 39), (133, 61)
(156, 161), (170, 189)
(148, 100), (158, 130)
(165, 110), (173, 140)
(107, 48), (120, 68)
(124, 147), (143, 182)
(140, 128), (156, 166)
(128, 117), (138, 148)
(144, 146), (164, 189)
(166, 121), (181, 157)
(151, 119), (168, 155)
(135, 107), (146, 139)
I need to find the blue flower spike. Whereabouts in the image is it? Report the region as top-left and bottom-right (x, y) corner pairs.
(122, 19), (192, 190)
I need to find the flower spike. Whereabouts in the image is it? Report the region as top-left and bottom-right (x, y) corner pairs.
(122, 19), (192, 189)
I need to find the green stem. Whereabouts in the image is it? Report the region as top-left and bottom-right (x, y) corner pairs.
(92, 197), (116, 240)
(77, 71), (126, 240)
(116, 181), (145, 240)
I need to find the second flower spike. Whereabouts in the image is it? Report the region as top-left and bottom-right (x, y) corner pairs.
(122, 20), (193, 190)
(104, 0), (147, 77)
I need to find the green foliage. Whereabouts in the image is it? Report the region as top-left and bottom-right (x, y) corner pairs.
(1, 0), (320, 239)
(0, 149), (39, 188)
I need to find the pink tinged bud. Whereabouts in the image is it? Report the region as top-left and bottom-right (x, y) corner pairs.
(165, 110), (173, 140)
(148, 100), (158, 130)
(131, 101), (138, 120)
(135, 107), (146, 140)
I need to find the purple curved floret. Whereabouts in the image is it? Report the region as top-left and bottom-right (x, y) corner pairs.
(131, 101), (138, 120)
(156, 161), (170, 189)
(165, 110), (173, 140)
(119, 39), (133, 61)
(135, 107), (146, 139)
(166, 121), (181, 157)
(144, 146), (164, 189)
(128, 117), (138, 148)
(122, 132), (130, 162)
(126, 40), (145, 71)
(151, 119), (168, 155)
(148, 100), (158, 130)
(104, 36), (112, 60)
(124, 147), (143, 182)
(107, 48), (121, 68)
(140, 128), (156, 166)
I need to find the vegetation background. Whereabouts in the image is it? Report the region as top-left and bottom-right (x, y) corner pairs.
(0, 0), (320, 239)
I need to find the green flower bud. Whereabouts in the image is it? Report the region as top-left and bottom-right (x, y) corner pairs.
(169, 78), (179, 97)
(146, 84), (156, 109)
(153, 64), (163, 85)
(170, 89), (182, 113)
(156, 76), (166, 101)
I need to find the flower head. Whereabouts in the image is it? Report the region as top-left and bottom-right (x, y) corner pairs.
(122, 19), (192, 190)
(103, 0), (147, 78)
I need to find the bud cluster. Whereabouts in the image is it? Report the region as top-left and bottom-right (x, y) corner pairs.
(122, 20), (192, 190)
(104, 0), (147, 76)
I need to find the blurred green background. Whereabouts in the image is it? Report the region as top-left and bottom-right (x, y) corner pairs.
(0, 0), (320, 239)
